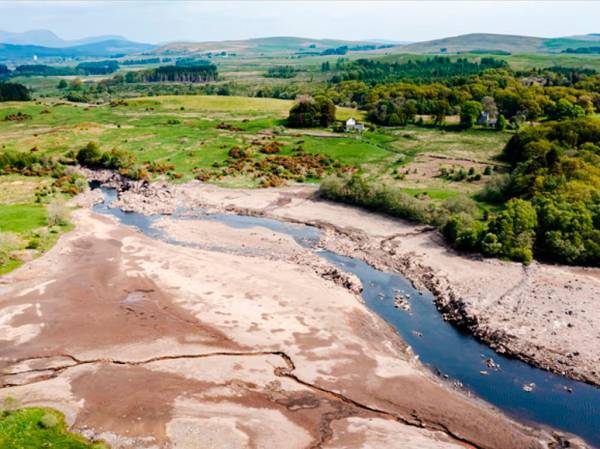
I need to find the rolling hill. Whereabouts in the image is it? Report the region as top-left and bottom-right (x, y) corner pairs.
(395, 33), (600, 54)
(155, 36), (390, 56)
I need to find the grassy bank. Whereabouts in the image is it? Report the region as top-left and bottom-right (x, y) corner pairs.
(0, 405), (107, 449)
(0, 175), (73, 275)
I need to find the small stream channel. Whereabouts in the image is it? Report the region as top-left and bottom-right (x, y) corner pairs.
(93, 186), (600, 447)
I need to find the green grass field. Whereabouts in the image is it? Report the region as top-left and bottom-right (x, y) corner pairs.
(0, 96), (504, 181)
(0, 94), (511, 272)
(0, 407), (107, 449)
(0, 175), (71, 275)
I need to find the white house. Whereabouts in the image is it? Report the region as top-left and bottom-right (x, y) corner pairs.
(346, 117), (365, 132)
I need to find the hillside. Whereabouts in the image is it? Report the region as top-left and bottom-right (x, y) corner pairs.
(396, 33), (598, 54)
(155, 36), (387, 55)
(0, 39), (156, 60)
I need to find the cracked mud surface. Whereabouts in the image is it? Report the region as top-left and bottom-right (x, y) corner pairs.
(124, 181), (599, 388)
(0, 192), (584, 449)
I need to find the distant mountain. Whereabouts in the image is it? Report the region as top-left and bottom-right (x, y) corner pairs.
(365, 39), (412, 45)
(562, 33), (600, 42)
(0, 39), (156, 60)
(0, 29), (64, 47)
(155, 36), (394, 56)
(0, 29), (130, 48)
(394, 33), (598, 54)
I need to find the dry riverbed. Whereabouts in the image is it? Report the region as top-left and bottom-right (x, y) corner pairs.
(106, 176), (600, 388)
(0, 177), (594, 449)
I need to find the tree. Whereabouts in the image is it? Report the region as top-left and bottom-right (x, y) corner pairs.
(481, 96), (498, 118)
(57, 79), (68, 89)
(486, 198), (538, 263)
(495, 114), (507, 131)
(287, 95), (336, 128)
(576, 95), (595, 116)
(69, 78), (82, 90)
(431, 100), (450, 127)
(316, 95), (336, 127)
(551, 98), (585, 120)
(535, 198), (599, 265)
(0, 82), (30, 102)
(460, 100), (483, 129)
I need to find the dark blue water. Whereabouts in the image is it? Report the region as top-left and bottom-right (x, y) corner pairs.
(93, 187), (600, 447)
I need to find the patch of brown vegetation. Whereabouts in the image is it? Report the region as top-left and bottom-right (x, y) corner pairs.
(3, 112), (32, 122)
(216, 121), (242, 132)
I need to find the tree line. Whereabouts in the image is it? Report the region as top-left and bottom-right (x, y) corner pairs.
(122, 64), (218, 83)
(324, 63), (599, 128)
(320, 117), (600, 266)
(330, 57), (508, 84)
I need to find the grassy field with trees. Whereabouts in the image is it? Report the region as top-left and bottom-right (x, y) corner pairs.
(1, 48), (599, 268)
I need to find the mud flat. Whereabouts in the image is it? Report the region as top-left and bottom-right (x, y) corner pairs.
(0, 195), (576, 448)
(109, 180), (600, 388)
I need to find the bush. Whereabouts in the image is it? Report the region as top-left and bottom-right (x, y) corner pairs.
(39, 412), (58, 428)
(478, 173), (511, 203)
(320, 174), (434, 224)
(76, 142), (134, 170)
(442, 213), (484, 251)
(442, 195), (478, 216)
(0, 232), (19, 264)
(46, 199), (69, 227)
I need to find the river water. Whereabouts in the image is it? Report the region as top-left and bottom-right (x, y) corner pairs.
(93, 186), (599, 447)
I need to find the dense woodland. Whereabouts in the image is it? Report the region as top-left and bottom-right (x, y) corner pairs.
(330, 57), (508, 83)
(123, 64), (218, 83)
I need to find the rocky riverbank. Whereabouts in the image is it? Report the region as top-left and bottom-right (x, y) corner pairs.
(97, 176), (600, 388)
(2, 191), (578, 448)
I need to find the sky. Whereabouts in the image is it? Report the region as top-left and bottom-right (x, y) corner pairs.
(1, 1), (600, 44)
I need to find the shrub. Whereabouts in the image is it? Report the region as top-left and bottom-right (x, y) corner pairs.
(46, 199), (69, 227)
(0, 232), (19, 264)
(319, 174), (435, 224)
(76, 142), (135, 170)
(478, 173), (511, 203)
(39, 412), (58, 428)
(442, 195), (478, 216)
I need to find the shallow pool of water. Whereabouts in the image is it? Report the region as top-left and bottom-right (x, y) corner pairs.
(93, 187), (600, 447)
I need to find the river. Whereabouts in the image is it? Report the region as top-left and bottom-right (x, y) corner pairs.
(93, 186), (600, 447)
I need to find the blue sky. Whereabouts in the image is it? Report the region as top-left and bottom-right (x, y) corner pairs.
(2, 1), (600, 44)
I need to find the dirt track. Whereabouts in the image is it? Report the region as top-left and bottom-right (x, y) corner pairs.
(0, 198), (577, 448)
